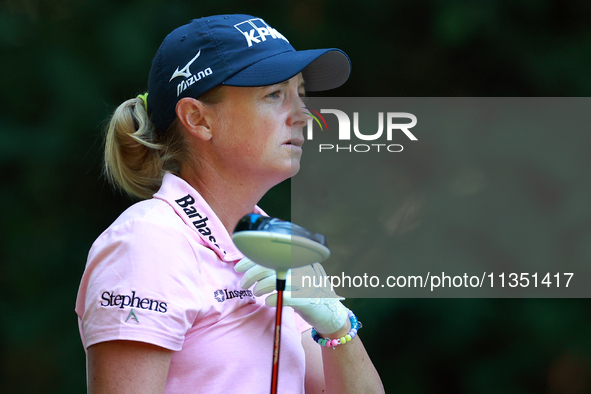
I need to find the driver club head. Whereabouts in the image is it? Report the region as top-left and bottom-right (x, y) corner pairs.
(232, 214), (330, 278)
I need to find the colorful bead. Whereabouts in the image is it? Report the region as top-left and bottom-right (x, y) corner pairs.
(310, 310), (362, 349)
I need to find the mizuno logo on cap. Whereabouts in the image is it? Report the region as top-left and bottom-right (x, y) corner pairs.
(234, 18), (289, 47)
(169, 49), (214, 97)
(170, 50), (202, 81)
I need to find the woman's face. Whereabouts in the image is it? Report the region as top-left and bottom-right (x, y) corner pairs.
(210, 73), (307, 186)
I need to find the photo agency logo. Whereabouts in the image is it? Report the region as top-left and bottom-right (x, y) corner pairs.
(304, 107), (418, 153)
(303, 107), (328, 131)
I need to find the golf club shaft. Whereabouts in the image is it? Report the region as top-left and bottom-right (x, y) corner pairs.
(270, 279), (286, 394)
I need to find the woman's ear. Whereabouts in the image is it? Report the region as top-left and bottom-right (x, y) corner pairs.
(175, 97), (213, 141)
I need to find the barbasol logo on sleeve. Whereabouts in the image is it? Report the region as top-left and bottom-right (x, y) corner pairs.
(175, 194), (225, 254)
(234, 18), (289, 47)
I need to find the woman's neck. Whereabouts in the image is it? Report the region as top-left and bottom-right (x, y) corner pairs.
(179, 163), (278, 236)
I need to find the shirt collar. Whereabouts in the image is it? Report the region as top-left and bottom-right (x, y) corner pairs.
(153, 172), (266, 262)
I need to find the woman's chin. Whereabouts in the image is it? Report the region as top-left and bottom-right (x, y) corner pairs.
(290, 159), (301, 177)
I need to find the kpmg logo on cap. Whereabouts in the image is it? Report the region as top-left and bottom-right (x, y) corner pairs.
(169, 49), (214, 97)
(234, 18), (289, 47)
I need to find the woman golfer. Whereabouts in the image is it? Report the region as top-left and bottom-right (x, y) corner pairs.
(76, 14), (383, 394)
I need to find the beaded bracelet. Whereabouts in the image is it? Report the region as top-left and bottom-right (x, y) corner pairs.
(311, 310), (362, 348)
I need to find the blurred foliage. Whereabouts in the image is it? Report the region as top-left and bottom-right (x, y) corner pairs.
(1, 0), (591, 393)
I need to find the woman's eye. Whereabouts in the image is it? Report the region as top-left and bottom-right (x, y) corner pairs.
(267, 90), (282, 99)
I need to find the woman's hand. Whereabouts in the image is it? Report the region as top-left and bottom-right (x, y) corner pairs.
(235, 258), (385, 393)
(234, 258), (349, 335)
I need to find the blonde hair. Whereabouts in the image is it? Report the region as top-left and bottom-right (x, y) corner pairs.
(103, 86), (225, 200)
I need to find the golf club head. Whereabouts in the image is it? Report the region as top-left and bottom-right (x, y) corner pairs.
(232, 214), (331, 278)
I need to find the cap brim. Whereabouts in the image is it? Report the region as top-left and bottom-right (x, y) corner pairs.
(222, 48), (351, 91)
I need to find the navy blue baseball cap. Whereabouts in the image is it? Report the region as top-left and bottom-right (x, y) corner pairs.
(147, 14), (351, 131)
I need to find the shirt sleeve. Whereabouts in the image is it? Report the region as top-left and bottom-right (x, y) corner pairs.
(77, 218), (203, 351)
(294, 312), (313, 334)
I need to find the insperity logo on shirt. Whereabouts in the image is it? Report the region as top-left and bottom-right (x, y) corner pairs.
(214, 289), (255, 303)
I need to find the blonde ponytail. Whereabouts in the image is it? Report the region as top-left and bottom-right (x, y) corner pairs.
(103, 86), (225, 200)
(103, 96), (186, 200)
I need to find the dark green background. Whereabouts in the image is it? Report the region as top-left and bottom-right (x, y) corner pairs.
(1, 0), (590, 392)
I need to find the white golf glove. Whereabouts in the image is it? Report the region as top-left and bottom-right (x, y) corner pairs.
(234, 258), (349, 335)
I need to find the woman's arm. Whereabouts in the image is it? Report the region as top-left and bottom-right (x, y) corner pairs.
(302, 322), (385, 394)
(87, 340), (173, 394)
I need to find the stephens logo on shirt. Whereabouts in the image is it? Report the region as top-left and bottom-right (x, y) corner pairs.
(100, 290), (168, 313)
(214, 288), (255, 302)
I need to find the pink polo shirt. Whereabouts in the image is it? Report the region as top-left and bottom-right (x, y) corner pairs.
(75, 172), (311, 393)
